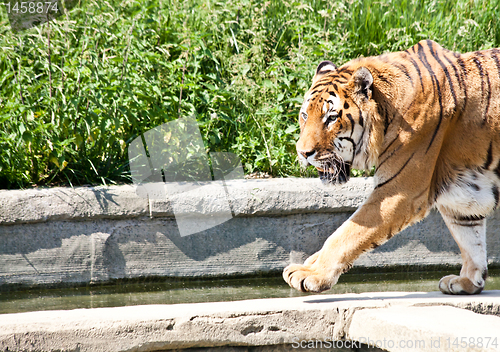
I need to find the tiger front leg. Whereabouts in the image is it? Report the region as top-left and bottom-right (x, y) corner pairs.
(283, 192), (429, 293)
(283, 224), (350, 293)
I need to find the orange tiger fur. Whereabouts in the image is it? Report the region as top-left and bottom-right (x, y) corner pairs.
(284, 39), (500, 294)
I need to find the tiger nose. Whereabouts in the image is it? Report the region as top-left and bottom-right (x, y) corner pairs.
(298, 150), (315, 159)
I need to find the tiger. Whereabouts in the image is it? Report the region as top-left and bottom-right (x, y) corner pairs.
(283, 39), (500, 295)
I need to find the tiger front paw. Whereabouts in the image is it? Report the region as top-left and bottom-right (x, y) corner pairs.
(283, 262), (339, 293)
(438, 274), (484, 295)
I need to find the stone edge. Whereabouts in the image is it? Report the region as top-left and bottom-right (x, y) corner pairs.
(0, 177), (374, 225)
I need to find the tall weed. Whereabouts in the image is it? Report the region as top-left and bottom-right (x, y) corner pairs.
(0, 0), (498, 188)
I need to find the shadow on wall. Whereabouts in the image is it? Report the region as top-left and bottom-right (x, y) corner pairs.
(0, 205), (470, 288)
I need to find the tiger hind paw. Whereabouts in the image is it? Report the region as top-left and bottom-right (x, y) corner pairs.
(438, 274), (484, 295)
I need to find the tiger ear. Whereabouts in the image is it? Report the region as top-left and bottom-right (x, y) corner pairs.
(313, 61), (337, 80)
(351, 67), (373, 101)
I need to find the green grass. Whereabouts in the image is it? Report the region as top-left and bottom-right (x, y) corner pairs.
(0, 0), (499, 188)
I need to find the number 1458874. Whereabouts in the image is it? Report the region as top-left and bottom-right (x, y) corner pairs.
(3, 1), (58, 14)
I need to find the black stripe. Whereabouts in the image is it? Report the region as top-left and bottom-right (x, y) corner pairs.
(377, 75), (390, 84)
(442, 54), (463, 89)
(484, 142), (493, 169)
(338, 136), (355, 144)
(451, 221), (481, 227)
(376, 144), (403, 172)
(473, 55), (485, 113)
(337, 67), (353, 74)
(377, 103), (390, 135)
(378, 135), (399, 159)
(491, 49), (500, 80)
(495, 160), (500, 178)
(428, 42), (458, 111)
(311, 82), (329, 90)
(442, 54), (468, 120)
(407, 56), (425, 92)
(493, 185), (500, 209)
(357, 108), (364, 128)
(455, 57), (469, 119)
(374, 152), (415, 189)
(345, 113), (354, 129)
(456, 58), (468, 79)
(455, 214), (485, 222)
(392, 62), (414, 86)
(317, 69), (332, 75)
(356, 105), (365, 131)
(467, 182), (480, 192)
(475, 53), (491, 126)
(346, 113), (355, 135)
(417, 42), (444, 154)
(337, 136), (356, 167)
(355, 138), (364, 156)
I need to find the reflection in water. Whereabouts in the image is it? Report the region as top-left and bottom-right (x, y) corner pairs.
(1, 270), (499, 314)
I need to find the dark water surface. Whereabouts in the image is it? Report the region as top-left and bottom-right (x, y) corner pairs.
(1, 270), (499, 314)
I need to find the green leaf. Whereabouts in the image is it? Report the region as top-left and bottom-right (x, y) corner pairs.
(284, 125), (298, 134)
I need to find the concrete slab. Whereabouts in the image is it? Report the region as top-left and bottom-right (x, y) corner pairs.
(1, 291), (499, 351)
(349, 305), (500, 352)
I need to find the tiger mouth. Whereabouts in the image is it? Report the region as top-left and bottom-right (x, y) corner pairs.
(316, 161), (351, 184)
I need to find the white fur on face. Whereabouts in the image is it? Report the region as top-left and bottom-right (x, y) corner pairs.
(322, 94), (340, 118)
(299, 92), (313, 123)
(299, 151), (322, 169)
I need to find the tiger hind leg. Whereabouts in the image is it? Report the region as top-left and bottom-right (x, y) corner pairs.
(438, 213), (487, 294)
(435, 170), (495, 294)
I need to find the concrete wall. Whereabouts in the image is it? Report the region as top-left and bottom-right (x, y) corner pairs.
(1, 177), (499, 289)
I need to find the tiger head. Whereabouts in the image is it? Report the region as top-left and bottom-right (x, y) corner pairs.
(296, 61), (382, 184)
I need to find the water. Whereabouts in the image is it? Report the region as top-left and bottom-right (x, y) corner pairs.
(1, 270), (499, 314)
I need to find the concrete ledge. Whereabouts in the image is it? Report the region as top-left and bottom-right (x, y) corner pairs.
(0, 184), (149, 225)
(0, 178), (373, 224)
(1, 177), (500, 288)
(1, 291), (499, 351)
